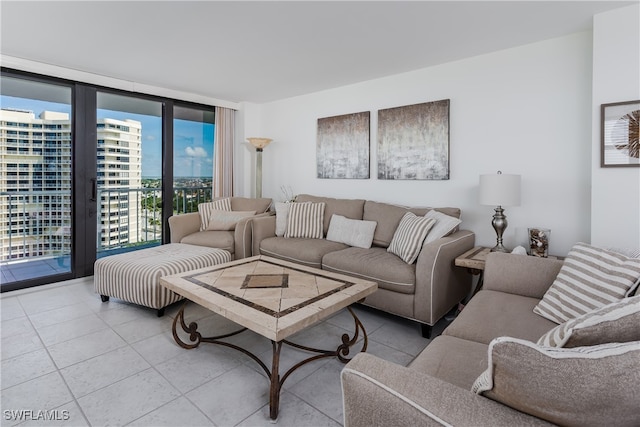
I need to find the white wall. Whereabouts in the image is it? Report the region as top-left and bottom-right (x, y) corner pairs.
(245, 32), (594, 256)
(591, 4), (640, 249)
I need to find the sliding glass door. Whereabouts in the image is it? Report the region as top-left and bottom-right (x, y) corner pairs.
(0, 75), (73, 287)
(96, 92), (163, 257)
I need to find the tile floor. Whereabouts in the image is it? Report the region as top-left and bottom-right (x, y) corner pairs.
(0, 277), (451, 427)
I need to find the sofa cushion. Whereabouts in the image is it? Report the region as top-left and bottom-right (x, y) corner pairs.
(180, 230), (234, 254)
(260, 237), (348, 269)
(533, 242), (640, 324)
(230, 197), (272, 213)
(198, 198), (231, 231)
(205, 210), (256, 231)
(443, 290), (556, 345)
(322, 247), (416, 294)
(326, 214), (377, 249)
(296, 194), (365, 235)
(537, 294), (640, 348)
(472, 337), (640, 427)
(285, 202), (325, 239)
(387, 213), (436, 264)
(423, 210), (462, 243)
(410, 335), (488, 390)
(363, 200), (461, 248)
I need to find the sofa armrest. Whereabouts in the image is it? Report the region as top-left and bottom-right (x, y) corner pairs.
(234, 212), (274, 259)
(342, 353), (553, 427)
(414, 230), (475, 325)
(248, 215), (277, 256)
(483, 253), (564, 299)
(167, 212), (200, 243)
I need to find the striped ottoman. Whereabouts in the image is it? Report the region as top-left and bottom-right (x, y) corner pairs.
(94, 243), (231, 316)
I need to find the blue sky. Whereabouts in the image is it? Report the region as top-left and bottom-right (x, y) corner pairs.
(1, 96), (214, 178)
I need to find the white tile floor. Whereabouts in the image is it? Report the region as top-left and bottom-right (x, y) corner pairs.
(0, 277), (450, 427)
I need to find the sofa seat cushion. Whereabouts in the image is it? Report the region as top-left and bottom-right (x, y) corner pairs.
(259, 237), (348, 269)
(409, 335), (488, 390)
(322, 247), (416, 294)
(443, 290), (556, 345)
(180, 230), (234, 254)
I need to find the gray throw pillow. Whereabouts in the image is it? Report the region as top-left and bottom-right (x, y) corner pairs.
(472, 337), (640, 427)
(387, 212), (436, 264)
(198, 198), (232, 231)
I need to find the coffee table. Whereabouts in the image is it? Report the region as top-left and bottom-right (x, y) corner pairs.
(159, 255), (377, 420)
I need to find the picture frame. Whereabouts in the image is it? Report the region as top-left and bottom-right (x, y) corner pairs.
(317, 111), (370, 179)
(601, 100), (640, 167)
(377, 99), (450, 180)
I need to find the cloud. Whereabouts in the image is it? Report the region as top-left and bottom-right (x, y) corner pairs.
(185, 146), (208, 158)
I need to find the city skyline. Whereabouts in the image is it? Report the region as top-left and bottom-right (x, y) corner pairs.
(0, 95), (215, 178)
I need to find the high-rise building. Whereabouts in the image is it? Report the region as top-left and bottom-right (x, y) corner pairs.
(0, 109), (143, 262)
(0, 109), (72, 261)
(96, 118), (143, 251)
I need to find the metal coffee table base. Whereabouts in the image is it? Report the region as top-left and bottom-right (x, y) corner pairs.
(171, 303), (368, 420)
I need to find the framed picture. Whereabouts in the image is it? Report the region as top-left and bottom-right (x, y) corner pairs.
(601, 100), (640, 167)
(317, 111), (370, 179)
(378, 99), (450, 180)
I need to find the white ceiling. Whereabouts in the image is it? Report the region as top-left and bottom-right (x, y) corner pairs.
(0, 1), (636, 104)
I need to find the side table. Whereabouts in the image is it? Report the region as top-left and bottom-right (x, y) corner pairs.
(455, 246), (491, 297)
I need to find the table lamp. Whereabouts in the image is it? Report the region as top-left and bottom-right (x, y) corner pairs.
(479, 171), (521, 252)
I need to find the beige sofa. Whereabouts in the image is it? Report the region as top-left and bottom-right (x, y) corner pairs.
(249, 194), (475, 337)
(341, 252), (640, 426)
(168, 197), (272, 259)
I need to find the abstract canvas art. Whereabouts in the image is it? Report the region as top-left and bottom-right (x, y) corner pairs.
(378, 99), (450, 180)
(601, 100), (640, 167)
(317, 111), (370, 179)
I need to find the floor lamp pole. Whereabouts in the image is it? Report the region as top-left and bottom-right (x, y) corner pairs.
(256, 147), (263, 198)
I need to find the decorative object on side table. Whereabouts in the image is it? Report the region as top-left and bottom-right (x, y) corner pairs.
(528, 227), (550, 257)
(601, 100), (639, 167)
(247, 137), (272, 198)
(479, 171), (521, 252)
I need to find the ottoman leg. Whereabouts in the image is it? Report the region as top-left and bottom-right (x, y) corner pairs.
(100, 295), (110, 303)
(157, 308), (165, 317)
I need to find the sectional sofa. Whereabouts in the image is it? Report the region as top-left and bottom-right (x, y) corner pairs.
(341, 250), (640, 426)
(249, 194), (476, 337)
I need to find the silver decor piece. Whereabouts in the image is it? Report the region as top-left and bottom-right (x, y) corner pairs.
(479, 171), (521, 252)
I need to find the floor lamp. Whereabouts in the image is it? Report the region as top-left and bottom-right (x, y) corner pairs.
(247, 137), (272, 198)
(479, 171), (521, 252)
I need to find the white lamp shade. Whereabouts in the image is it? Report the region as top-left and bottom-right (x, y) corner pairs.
(479, 173), (521, 207)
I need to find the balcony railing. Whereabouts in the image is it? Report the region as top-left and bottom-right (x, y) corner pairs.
(0, 186), (212, 275)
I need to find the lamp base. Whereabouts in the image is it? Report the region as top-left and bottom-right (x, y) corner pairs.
(490, 206), (510, 253)
(490, 244), (509, 253)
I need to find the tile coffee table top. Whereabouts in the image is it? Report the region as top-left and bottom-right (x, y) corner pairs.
(160, 255), (377, 342)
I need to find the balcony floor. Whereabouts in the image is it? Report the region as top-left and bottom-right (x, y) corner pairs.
(1, 256), (71, 286)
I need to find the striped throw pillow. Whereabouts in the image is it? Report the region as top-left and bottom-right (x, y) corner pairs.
(198, 198), (232, 231)
(387, 212), (436, 264)
(533, 242), (640, 324)
(537, 295), (640, 347)
(284, 202), (325, 239)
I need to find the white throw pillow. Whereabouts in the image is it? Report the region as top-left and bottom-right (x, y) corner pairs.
(205, 210), (256, 231)
(423, 209), (462, 244)
(275, 202), (291, 237)
(198, 198), (232, 231)
(387, 212), (436, 264)
(284, 202), (325, 239)
(533, 242), (640, 324)
(326, 214), (377, 249)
